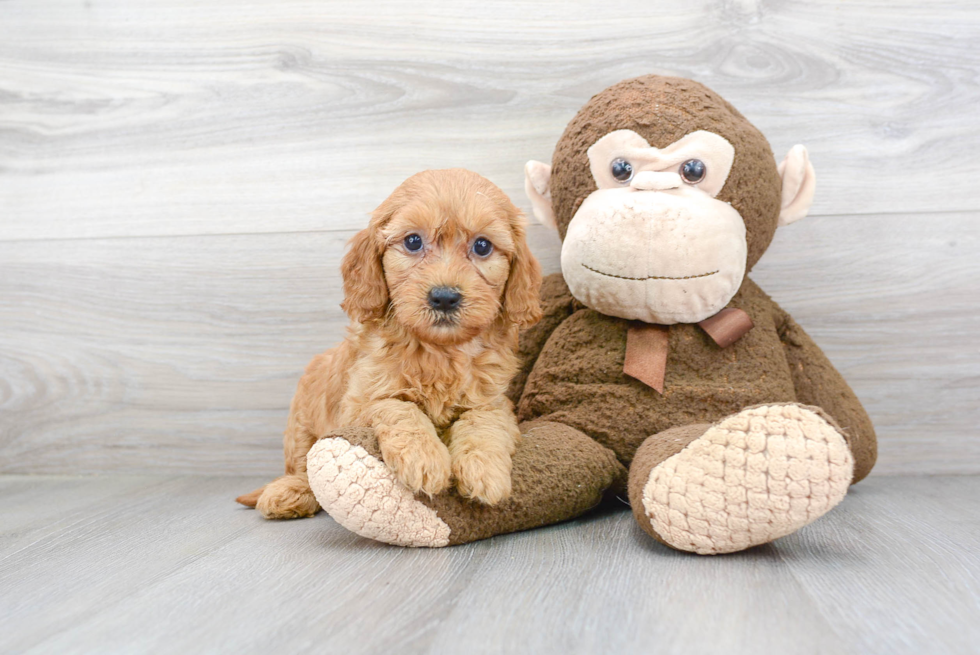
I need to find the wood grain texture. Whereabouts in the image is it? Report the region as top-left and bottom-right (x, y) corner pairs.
(1, 212), (978, 475)
(1, 475), (978, 654)
(1, 0), (978, 241)
(1, 0), (978, 475)
(775, 476), (980, 655)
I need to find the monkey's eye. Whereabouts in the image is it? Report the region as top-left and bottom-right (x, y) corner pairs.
(610, 158), (634, 183)
(680, 159), (706, 184)
(472, 237), (493, 257)
(404, 234), (424, 252)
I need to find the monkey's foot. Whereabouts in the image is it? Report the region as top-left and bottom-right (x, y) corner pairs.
(629, 404), (854, 555)
(307, 429), (452, 547)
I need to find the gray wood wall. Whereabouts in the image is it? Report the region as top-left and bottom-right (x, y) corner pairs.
(1, 0), (978, 476)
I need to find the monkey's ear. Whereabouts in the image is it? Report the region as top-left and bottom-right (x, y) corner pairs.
(524, 160), (557, 231)
(777, 145), (816, 226)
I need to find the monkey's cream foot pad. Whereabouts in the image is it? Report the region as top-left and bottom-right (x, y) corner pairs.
(641, 404), (854, 555)
(307, 437), (451, 547)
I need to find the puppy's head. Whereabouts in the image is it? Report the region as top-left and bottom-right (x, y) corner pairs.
(341, 169), (542, 345)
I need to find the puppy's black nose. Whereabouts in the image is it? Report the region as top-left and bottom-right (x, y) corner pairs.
(428, 287), (462, 312)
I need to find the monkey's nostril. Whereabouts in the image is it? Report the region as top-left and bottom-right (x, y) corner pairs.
(427, 287), (463, 313)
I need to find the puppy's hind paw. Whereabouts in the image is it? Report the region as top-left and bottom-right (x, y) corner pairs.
(255, 475), (320, 519)
(453, 450), (513, 505)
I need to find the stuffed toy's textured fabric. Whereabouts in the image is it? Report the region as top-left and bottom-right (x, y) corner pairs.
(307, 75), (877, 554)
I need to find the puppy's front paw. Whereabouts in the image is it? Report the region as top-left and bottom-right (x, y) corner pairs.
(378, 429), (452, 497)
(453, 449), (513, 505)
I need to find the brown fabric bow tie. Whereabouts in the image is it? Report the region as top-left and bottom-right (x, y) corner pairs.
(623, 308), (754, 394)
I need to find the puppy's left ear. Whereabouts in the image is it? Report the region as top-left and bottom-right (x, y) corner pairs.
(503, 216), (543, 328)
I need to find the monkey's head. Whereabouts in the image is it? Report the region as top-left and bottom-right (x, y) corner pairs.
(525, 75), (815, 324)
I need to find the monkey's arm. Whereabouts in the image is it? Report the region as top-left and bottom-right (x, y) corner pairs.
(506, 273), (576, 403)
(773, 303), (877, 483)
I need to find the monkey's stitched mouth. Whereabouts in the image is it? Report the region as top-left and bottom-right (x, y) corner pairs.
(582, 264), (718, 281)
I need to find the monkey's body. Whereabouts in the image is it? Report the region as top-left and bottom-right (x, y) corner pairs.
(518, 276), (800, 465)
(304, 75), (878, 554)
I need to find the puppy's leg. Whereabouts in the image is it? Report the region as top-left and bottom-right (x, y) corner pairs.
(253, 422), (321, 519)
(448, 404), (521, 505)
(238, 412), (321, 519)
(236, 419), (319, 518)
(238, 343), (354, 519)
(366, 399), (452, 497)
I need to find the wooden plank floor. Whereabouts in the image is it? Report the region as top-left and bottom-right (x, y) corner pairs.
(2, 474), (979, 654)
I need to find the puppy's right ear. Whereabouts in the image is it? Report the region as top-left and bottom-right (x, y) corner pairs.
(502, 215), (543, 329)
(340, 223), (388, 323)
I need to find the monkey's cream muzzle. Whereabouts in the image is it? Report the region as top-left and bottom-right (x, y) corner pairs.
(561, 186), (747, 324)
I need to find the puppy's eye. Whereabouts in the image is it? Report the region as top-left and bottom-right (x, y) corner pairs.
(680, 159), (706, 184)
(610, 158), (633, 183)
(472, 237), (493, 257)
(404, 234), (423, 252)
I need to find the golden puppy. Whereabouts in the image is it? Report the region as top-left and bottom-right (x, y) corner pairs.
(237, 169), (542, 518)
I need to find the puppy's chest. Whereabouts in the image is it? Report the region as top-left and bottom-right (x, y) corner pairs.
(355, 341), (503, 429)
(405, 373), (481, 430)
(408, 351), (498, 428)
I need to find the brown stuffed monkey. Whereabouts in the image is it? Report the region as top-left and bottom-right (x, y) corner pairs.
(305, 75), (877, 554)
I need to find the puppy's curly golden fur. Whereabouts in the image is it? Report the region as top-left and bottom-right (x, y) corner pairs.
(237, 169), (542, 517)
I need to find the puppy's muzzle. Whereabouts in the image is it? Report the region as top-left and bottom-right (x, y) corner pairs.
(427, 286), (462, 314)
